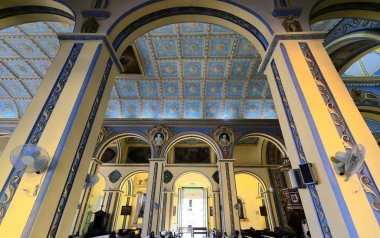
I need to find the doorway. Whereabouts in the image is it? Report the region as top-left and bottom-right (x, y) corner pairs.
(178, 188), (208, 230)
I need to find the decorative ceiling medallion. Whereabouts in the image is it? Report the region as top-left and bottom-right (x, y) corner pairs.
(108, 169), (122, 183)
(146, 125), (174, 156)
(210, 126), (236, 157)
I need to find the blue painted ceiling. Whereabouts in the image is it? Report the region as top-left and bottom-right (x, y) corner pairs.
(342, 49), (380, 77)
(0, 22), (73, 118)
(108, 23), (277, 119)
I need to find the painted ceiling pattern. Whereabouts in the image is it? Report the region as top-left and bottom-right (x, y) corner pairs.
(0, 22), (74, 118)
(107, 23), (277, 119)
(342, 49), (380, 77)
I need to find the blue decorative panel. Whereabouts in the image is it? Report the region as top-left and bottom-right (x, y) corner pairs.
(184, 82), (201, 97)
(244, 101), (261, 118)
(209, 39), (232, 57)
(110, 86), (118, 98)
(31, 61), (51, 76)
(263, 100), (277, 118)
(159, 62), (178, 78)
(0, 42), (17, 57)
(207, 62), (226, 78)
(108, 170), (122, 183)
(16, 100), (30, 116)
(23, 81), (41, 95)
(211, 25), (233, 33)
(150, 25), (175, 35)
(346, 85), (380, 107)
(163, 82), (180, 97)
(122, 101), (139, 118)
(235, 37), (256, 57)
(205, 81), (223, 97)
(2, 81), (30, 97)
(136, 39), (155, 77)
(0, 86), (8, 97)
(0, 100), (17, 118)
(35, 39), (60, 58)
(48, 22), (74, 33)
(183, 62), (202, 78)
(0, 27), (20, 34)
(153, 39), (177, 58)
(365, 119), (380, 132)
(227, 81), (244, 97)
(140, 82), (159, 97)
(165, 101), (181, 118)
(19, 22), (50, 34)
(205, 101), (222, 118)
(5, 61), (36, 77)
(184, 101), (201, 118)
(115, 80), (138, 97)
(247, 81), (266, 98)
(0, 63), (14, 78)
(182, 39), (204, 57)
(105, 100), (121, 118)
(225, 101), (240, 118)
(230, 61), (251, 78)
(181, 23), (205, 33)
(143, 101), (161, 118)
(8, 39), (44, 58)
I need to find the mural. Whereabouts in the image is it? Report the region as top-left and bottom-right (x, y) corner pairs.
(174, 147), (210, 163)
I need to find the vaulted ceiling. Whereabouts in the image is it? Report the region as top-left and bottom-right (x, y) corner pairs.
(0, 22), (73, 119)
(107, 23), (276, 119)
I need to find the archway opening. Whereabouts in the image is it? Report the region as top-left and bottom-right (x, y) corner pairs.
(171, 172), (213, 237)
(115, 172), (149, 231)
(235, 173), (268, 230)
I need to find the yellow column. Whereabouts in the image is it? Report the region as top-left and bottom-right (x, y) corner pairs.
(72, 158), (103, 235)
(0, 34), (119, 238)
(142, 158), (165, 236)
(218, 159), (240, 236)
(160, 191), (173, 232)
(103, 189), (124, 232)
(212, 191), (222, 231)
(262, 32), (380, 238)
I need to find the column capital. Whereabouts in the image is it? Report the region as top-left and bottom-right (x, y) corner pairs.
(259, 31), (326, 74)
(57, 33), (123, 72)
(149, 157), (165, 162)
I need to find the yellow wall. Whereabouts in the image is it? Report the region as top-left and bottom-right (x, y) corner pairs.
(235, 173), (266, 230)
(233, 144), (261, 165)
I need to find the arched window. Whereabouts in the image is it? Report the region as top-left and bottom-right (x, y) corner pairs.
(237, 196), (247, 219)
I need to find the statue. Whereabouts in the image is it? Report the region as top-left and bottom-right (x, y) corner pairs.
(81, 17), (99, 33)
(282, 15), (302, 32)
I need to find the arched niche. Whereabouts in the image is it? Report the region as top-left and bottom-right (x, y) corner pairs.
(162, 132), (222, 164)
(98, 134), (152, 164)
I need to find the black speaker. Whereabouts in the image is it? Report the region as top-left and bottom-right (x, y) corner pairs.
(259, 206), (267, 216)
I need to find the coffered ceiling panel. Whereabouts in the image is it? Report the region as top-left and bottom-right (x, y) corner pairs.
(0, 22), (73, 119)
(109, 22), (277, 120)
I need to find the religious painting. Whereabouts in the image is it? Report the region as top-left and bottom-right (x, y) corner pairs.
(174, 147), (210, 163)
(120, 205), (132, 215)
(126, 146), (151, 163)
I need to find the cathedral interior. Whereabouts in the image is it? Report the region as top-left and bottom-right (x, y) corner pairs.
(0, 0), (379, 238)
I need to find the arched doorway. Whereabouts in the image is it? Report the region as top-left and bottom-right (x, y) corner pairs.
(171, 172), (213, 238)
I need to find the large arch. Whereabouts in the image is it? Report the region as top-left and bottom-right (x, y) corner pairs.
(0, 0), (75, 30)
(310, 0), (380, 24)
(106, 0), (275, 58)
(234, 132), (287, 156)
(93, 131), (153, 160)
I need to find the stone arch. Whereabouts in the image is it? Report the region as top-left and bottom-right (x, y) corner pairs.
(106, 0), (275, 58)
(160, 131), (223, 161)
(235, 171), (269, 191)
(310, 0), (380, 24)
(0, 0), (76, 30)
(171, 171), (214, 192)
(234, 132), (287, 156)
(118, 170), (149, 191)
(93, 131), (154, 160)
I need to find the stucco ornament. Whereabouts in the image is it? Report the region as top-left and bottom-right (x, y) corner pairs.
(108, 170), (122, 183)
(146, 126), (174, 157)
(210, 126), (236, 158)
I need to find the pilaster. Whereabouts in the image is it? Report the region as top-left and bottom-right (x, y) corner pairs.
(141, 158), (165, 236)
(263, 32), (380, 238)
